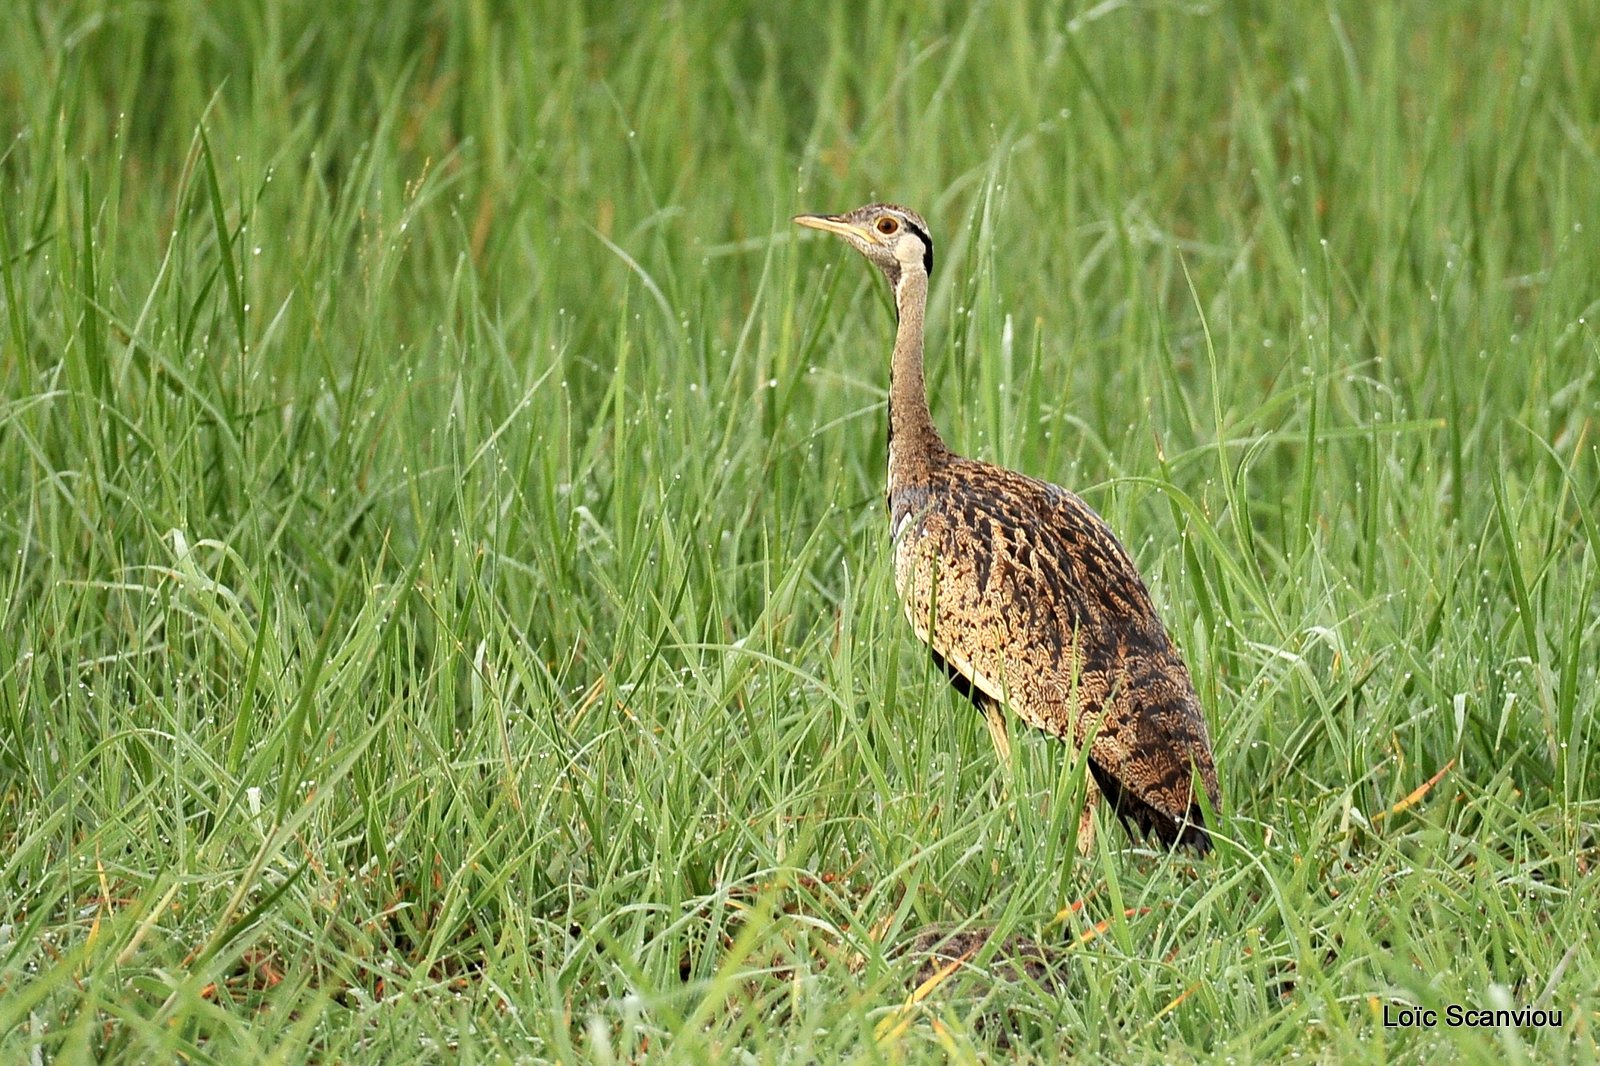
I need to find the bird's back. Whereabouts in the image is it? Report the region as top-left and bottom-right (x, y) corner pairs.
(891, 453), (1220, 850)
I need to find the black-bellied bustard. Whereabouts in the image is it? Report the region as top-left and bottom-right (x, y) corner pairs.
(796, 203), (1220, 853)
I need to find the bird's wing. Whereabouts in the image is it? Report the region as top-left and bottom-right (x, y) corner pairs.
(895, 460), (1220, 849)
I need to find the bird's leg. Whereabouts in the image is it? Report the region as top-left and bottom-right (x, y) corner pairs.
(1076, 778), (1100, 856)
(982, 702), (1012, 768)
(983, 702), (1016, 876)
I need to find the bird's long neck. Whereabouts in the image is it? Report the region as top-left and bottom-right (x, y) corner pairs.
(887, 268), (943, 492)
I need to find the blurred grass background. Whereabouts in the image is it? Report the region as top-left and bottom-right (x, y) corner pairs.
(1, 0), (1597, 1060)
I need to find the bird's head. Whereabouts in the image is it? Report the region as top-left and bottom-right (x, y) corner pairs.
(794, 203), (934, 289)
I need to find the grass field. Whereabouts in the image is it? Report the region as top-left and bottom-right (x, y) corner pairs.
(3, 1), (1598, 1061)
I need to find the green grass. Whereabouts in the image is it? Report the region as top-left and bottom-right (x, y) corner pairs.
(2, 0), (1598, 1060)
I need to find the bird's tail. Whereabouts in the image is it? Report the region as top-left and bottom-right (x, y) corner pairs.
(1088, 759), (1213, 854)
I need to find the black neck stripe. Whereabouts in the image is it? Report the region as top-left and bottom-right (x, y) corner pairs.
(902, 219), (934, 278)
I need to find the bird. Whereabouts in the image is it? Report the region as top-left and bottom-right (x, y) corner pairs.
(795, 203), (1221, 853)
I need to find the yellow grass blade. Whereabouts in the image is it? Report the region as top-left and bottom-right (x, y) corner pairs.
(1372, 759), (1456, 823)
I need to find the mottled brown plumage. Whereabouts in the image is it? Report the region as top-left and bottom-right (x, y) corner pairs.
(796, 203), (1221, 853)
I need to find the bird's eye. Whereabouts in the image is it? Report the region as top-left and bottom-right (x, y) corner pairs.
(876, 217), (900, 235)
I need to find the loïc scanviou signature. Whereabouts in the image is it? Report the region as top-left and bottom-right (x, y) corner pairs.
(1382, 1002), (1563, 1029)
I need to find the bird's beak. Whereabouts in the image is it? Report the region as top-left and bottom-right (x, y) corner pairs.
(794, 213), (876, 243)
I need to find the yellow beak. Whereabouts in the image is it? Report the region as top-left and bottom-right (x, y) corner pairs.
(794, 213), (877, 243)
